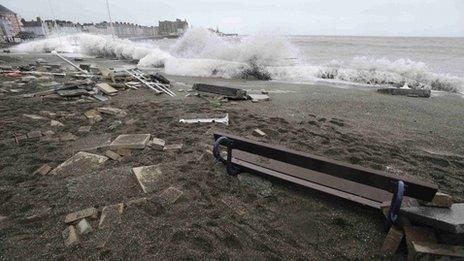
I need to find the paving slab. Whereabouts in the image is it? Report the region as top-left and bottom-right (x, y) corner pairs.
(98, 203), (124, 229)
(132, 165), (163, 193)
(33, 164), (52, 176)
(62, 225), (79, 247)
(163, 143), (183, 151)
(149, 138), (165, 150)
(401, 203), (464, 233)
(50, 151), (108, 176)
(158, 187), (184, 206)
(110, 134), (150, 150)
(410, 241), (464, 259)
(96, 83), (118, 95)
(22, 114), (46, 120)
(97, 107), (127, 117)
(105, 150), (121, 161)
(65, 207), (98, 224)
(78, 126), (92, 133)
(70, 133), (112, 152)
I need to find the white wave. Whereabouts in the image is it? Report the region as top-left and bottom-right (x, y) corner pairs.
(11, 30), (464, 93)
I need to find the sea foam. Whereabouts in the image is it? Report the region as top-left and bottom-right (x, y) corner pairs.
(12, 29), (464, 93)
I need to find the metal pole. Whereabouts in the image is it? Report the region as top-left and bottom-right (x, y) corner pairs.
(105, 0), (116, 39)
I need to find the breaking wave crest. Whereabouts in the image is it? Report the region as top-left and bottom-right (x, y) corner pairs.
(12, 29), (464, 93)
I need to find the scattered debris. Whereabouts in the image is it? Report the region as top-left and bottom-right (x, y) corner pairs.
(65, 207), (98, 224)
(158, 187), (184, 206)
(179, 113), (229, 125)
(193, 83), (247, 99)
(125, 68), (175, 96)
(84, 109), (103, 124)
(78, 126), (92, 133)
(60, 132), (78, 142)
(401, 203), (464, 233)
(252, 128), (266, 137)
(62, 225), (79, 247)
(108, 120), (122, 130)
(381, 226), (404, 254)
(149, 138), (166, 150)
(105, 150), (121, 161)
(99, 203), (124, 229)
(132, 164), (163, 193)
(377, 88), (431, 98)
(110, 134), (151, 150)
(23, 114), (46, 120)
(97, 107), (127, 117)
(96, 83), (118, 95)
(50, 120), (65, 127)
(420, 192), (453, 208)
(77, 218), (93, 235)
(33, 164), (52, 176)
(248, 93), (271, 102)
(163, 143), (183, 151)
(50, 151), (108, 176)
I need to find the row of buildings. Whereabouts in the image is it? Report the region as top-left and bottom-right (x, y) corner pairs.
(0, 4), (189, 43)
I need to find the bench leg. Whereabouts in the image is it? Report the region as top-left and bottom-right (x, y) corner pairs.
(213, 136), (241, 176)
(386, 181), (405, 230)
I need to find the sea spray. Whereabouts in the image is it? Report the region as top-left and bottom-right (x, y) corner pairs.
(11, 30), (464, 93)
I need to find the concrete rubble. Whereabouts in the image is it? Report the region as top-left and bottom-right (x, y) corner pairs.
(132, 164), (164, 193)
(158, 187), (184, 206)
(110, 134), (151, 150)
(33, 164), (52, 176)
(62, 225), (79, 247)
(77, 218), (93, 235)
(50, 151), (108, 176)
(65, 207), (98, 224)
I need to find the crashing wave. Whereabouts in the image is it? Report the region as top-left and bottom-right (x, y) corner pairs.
(11, 30), (464, 93)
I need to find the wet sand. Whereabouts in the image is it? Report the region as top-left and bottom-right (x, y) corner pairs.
(1, 53), (463, 259)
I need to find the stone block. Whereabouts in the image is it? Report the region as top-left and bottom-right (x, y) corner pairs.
(401, 203), (464, 233)
(77, 218), (93, 235)
(78, 126), (92, 133)
(98, 203), (124, 229)
(410, 241), (464, 260)
(33, 164), (52, 176)
(110, 134), (150, 150)
(252, 128), (266, 137)
(381, 226), (404, 254)
(158, 187), (184, 206)
(96, 83), (118, 95)
(50, 120), (65, 127)
(65, 207), (98, 224)
(132, 165), (163, 193)
(105, 150), (121, 161)
(97, 107), (127, 117)
(50, 151), (108, 176)
(421, 192), (453, 208)
(163, 143), (183, 151)
(149, 138), (166, 150)
(62, 225), (79, 247)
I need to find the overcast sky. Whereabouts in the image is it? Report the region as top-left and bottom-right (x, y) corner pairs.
(4, 0), (464, 37)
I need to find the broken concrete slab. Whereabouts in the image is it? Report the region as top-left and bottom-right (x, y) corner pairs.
(78, 126), (92, 133)
(62, 225), (79, 247)
(126, 197), (147, 208)
(97, 107), (127, 117)
(33, 164), (52, 176)
(401, 203), (464, 233)
(410, 241), (464, 260)
(50, 151), (108, 176)
(149, 138), (165, 150)
(248, 93), (271, 102)
(110, 134), (150, 150)
(50, 120), (65, 127)
(27, 131), (42, 139)
(252, 128), (266, 137)
(105, 150), (121, 161)
(60, 132), (78, 142)
(96, 83), (118, 95)
(77, 218), (93, 235)
(98, 203), (124, 229)
(163, 143), (183, 151)
(377, 88), (431, 98)
(70, 133), (112, 152)
(132, 165), (163, 193)
(65, 207), (98, 224)
(84, 109), (102, 124)
(158, 187), (184, 206)
(381, 226), (404, 254)
(420, 192), (453, 208)
(57, 89), (90, 97)
(403, 226), (437, 260)
(23, 114), (46, 120)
